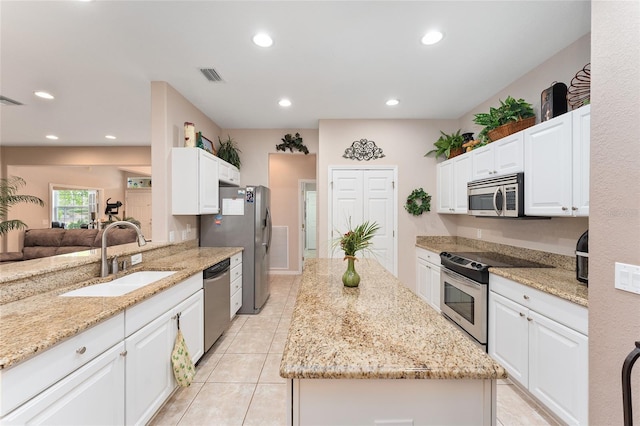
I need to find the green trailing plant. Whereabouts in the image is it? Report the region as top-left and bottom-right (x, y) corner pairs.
(0, 176), (45, 236)
(473, 96), (535, 141)
(217, 135), (242, 169)
(404, 188), (431, 216)
(425, 129), (465, 159)
(276, 132), (309, 154)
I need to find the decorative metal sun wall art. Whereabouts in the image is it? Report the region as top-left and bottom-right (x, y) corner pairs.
(343, 139), (385, 161)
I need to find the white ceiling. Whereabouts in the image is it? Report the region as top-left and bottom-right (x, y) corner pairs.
(0, 1), (591, 147)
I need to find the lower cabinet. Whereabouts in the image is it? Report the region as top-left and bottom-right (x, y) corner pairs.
(415, 248), (441, 312)
(1, 273), (205, 426)
(230, 252), (243, 319)
(1, 343), (125, 426)
(489, 275), (588, 425)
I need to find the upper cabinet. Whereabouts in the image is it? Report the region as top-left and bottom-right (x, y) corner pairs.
(471, 131), (524, 180)
(218, 159), (241, 187)
(171, 148), (219, 215)
(437, 154), (471, 214)
(524, 105), (590, 217)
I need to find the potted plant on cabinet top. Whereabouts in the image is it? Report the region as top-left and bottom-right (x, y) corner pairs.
(216, 135), (242, 169)
(425, 129), (465, 160)
(473, 96), (536, 142)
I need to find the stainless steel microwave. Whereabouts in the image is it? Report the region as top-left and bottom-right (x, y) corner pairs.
(467, 172), (524, 217)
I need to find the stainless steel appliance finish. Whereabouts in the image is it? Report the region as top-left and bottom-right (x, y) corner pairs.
(203, 259), (231, 352)
(200, 185), (272, 314)
(468, 172), (525, 217)
(440, 267), (488, 350)
(440, 251), (552, 351)
(576, 229), (588, 284)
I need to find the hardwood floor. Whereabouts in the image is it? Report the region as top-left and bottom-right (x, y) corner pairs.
(151, 275), (559, 426)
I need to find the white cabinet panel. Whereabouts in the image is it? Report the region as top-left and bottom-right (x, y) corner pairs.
(125, 310), (176, 426)
(437, 155), (471, 214)
(2, 343), (125, 426)
(488, 291), (528, 385)
(471, 132), (524, 180)
(174, 290), (204, 365)
(415, 248), (441, 312)
(172, 147), (220, 215)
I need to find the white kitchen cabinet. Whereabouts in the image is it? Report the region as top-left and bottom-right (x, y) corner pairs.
(471, 131), (524, 180)
(437, 154), (471, 214)
(125, 275), (204, 425)
(488, 274), (588, 425)
(1, 343), (125, 426)
(415, 247), (441, 312)
(230, 252), (243, 319)
(125, 309), (175, 426)
(218, 158), (240, 186)
(171, 147), (219, 215)
(524, 105), (590, 216)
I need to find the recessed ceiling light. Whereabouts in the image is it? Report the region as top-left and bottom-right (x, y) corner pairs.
(253, 33), (273, 48)
(105, 135), (117, 140)
(278, 99), (292, 107)
(421, 30), (444, 45)
(386, 99), (400, 106)
(46, 135), (59, 140)
(34, 91), (54, 100)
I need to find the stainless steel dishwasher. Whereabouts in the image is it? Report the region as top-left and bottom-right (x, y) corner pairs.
(203, 258), (231, 353)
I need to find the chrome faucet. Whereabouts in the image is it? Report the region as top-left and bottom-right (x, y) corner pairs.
(101, 221), (147, 277)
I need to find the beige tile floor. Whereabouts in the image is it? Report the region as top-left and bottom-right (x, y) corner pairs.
(151, 275), (560, 426)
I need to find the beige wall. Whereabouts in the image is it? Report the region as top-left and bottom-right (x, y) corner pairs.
(590, 2), (640, 424)
(318, 119), (459, 289)
(221, 128), (320, 187)
(151, 81), (221, 243)
(269, 153), (317, 273)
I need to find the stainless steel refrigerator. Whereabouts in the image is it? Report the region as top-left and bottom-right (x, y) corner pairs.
(200, 185), (271, 314)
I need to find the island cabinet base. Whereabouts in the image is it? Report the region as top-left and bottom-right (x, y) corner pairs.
(288, 378), (497, 426)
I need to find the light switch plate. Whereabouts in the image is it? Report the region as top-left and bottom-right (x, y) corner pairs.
(131, 253), (142, 265)
(615, 262), (640, 295)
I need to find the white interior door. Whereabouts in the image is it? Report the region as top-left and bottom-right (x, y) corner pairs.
(125, 189), (152, 240)
(330, 167), (396, 275)
(305, 191), (317, 250)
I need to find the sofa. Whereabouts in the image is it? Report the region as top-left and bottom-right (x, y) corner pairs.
(0, 228), (138, 262)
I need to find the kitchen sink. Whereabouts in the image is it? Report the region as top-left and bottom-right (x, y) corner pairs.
(60, 271), (177, 297)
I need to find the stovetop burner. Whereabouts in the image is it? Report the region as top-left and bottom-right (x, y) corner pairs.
(440, 251), (552, 284)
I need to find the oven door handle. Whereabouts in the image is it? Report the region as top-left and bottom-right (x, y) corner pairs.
(493, 187), (503, 216)
(441, 267), (484, 291)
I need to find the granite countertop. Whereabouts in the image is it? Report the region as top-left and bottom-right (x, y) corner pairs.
(415, 236), (588, 308)
(280, 258), (507, 380)
(0, 246), (242, 370)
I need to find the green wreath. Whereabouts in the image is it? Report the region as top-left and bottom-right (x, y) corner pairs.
(404, 188), (431, 216)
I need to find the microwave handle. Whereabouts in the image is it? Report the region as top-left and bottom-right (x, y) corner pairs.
(492, 187), (503, 216)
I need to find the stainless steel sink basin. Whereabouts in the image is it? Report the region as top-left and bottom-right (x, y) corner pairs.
(60, 271), (177, 297)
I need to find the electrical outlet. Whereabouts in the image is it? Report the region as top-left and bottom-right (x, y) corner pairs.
(131, 253), (142, 265)
(615, 262), (640, 295)
(169, 231), (175, 242)
(477, 228), (482, 239)
(186, 224), (191, 234)
(182, 230), (188, 240)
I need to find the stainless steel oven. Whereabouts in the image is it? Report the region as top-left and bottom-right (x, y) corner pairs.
(439, 251), (552, 352)
(440, 267), (487, 349)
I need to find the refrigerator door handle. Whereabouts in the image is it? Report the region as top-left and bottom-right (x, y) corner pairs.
(263, 207), (272, 252)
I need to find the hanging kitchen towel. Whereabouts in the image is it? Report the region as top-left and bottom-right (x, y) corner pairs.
(171, 329), (195, 387)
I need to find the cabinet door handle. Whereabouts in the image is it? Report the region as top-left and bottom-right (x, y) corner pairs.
(523, 295), (530, 300)
(527, 317), (533, 322)
(120, 350), (128, 357)
(519, 312), (525, 317)
(562, 206), (569, 211)
(572, 206), (578, 211)
(76, 346), (87, 355)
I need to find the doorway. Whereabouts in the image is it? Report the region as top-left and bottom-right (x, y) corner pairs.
(300, 180), (317, 267)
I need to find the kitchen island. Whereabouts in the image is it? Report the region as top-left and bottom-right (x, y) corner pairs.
(280, 258), (507, 426)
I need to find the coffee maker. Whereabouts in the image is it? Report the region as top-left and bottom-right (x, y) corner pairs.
(576, 230), (588, 284)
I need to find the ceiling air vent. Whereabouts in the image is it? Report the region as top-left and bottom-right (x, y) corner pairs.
(0, 95), (23, 106)
(199, 68), (223, 82)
